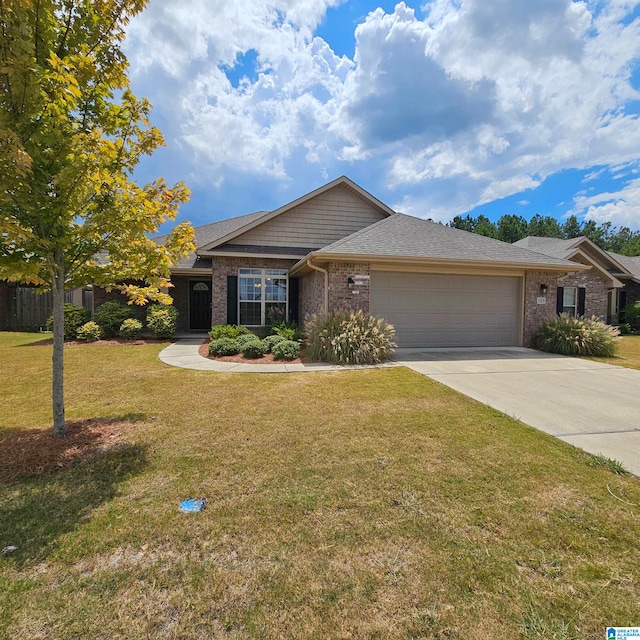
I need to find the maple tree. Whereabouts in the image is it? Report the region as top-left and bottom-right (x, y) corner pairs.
(0, 0), (195, 437)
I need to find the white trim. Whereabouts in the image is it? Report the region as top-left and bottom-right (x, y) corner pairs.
(238, 268), (288, 326)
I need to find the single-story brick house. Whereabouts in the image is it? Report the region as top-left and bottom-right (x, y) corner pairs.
(514, 236), (640, 325)
(141, 176), (593, 348)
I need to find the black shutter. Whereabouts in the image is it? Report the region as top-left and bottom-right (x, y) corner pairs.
(227, 275), (238, 325)
(556, 287), (564, 315)
(619, 290), (627, 323)
(288, 277), (299, 325)
(577, 287), (586, 317)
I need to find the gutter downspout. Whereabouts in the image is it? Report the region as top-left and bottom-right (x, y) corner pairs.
(307, 259), (328, 314)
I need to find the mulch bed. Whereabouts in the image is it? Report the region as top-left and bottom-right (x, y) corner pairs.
(0, 419), (131, 482)
(197, 340), (307, 365)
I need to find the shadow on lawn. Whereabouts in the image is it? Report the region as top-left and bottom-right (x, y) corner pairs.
(0, 419), (148, 566)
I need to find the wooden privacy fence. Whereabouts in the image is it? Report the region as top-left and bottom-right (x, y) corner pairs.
(4, 286), (53, 332)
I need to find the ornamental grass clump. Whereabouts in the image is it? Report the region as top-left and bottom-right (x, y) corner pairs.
(305, 309), (396, 365)
(531, 313), (620, 357)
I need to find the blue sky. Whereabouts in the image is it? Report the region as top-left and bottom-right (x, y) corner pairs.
(124, 0), (640, 233)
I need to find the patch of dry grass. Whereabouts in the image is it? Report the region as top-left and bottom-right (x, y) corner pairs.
(587, 334), (640, 370)
(0, 331), (639, 639)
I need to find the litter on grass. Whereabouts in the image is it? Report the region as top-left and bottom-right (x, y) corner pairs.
(179, 498), (207, 512)
(2, 546), (17, 555)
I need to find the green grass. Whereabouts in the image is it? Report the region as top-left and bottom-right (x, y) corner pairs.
(587, 334), (640, 370)
(1, 331), (639, 639)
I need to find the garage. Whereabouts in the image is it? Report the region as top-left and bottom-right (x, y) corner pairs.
(370, 271), (522, 348)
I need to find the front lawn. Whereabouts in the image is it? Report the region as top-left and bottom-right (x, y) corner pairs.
(588, 335), (640, 370)
(1, 332), (639, 639)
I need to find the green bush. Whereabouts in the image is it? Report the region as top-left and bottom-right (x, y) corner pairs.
(305, 309), (396, 365)
(119, 318), (143, 339)
(241, 339), (266, 359)
(146, 304), (178, 339)
(623, 302), (640, 331)
(94, 301), (134, 338)
(271, 320), (304, 341)
(271, 339), (300, 360)
(209, 324), (251, 340)
(46, 303), (90, 340)
(236, 333), (259, 346)
(208, 338), (240, 357)
(76, 321), (102, 342)
(530, 313), (620, 357)
(263, 334), (287, 353)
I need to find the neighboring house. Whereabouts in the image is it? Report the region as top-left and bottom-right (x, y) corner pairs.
(514, 236), (640, 324)
(2, 176), (591, 347)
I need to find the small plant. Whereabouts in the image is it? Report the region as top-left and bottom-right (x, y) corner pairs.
(208, 338), (240, 357)
(241, 339), (266, 359)
(46, 303), (90, 340)
(271, 320), (304, 341)
(146, 304), (178, 339)
(617, 322), (633, 335)
(271, 339), (300, 360)
(119, 318), (143, 339)
(588, 454), (627, 475)
(530, 313), (619, 357)
(76, 321), (102, 342)
(305, 309), (396, 365)
(209, 324), (251, 340)
(263, 334), (287, 353)
(94, 300), (134, 338)
(623, 302), (640, 331)
(236, 333), (259, 346)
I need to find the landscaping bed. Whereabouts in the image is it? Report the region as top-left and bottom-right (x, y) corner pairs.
(197, 339), (306, 364)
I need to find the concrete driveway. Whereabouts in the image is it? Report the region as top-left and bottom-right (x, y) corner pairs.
(393, 347), (640, 476)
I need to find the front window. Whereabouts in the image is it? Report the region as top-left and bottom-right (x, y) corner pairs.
(562, 287), (577, 317)
(238, 268), (287, 326)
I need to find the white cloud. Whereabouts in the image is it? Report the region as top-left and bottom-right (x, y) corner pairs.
(123, 0), (640, 223)
(572, 172), (640, 228)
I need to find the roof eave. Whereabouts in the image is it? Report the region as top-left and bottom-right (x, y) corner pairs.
(289, 252), (590, 276)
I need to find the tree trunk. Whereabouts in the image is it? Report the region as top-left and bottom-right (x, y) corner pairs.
(52, 247), (66, 438)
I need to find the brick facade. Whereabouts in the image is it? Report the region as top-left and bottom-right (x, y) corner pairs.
(327, 261), (370, 314)
(559, 270), (609, 320)
(299, 269), (325, 324)
(211, 256), (297, 326)
(522, 271), (562, 347)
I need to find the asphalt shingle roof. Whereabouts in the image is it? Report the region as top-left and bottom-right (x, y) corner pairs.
(155, 210), (269, 270)
(512, 236), (582, 260)
(314, 214), (582, 268)
(608, 251), (640, 278)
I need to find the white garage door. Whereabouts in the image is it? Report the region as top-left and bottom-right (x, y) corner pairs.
(370, 272), (522, 348)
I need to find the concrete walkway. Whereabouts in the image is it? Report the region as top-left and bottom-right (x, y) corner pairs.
(159, 338), (400, 373)
(392, 347), (640, 476)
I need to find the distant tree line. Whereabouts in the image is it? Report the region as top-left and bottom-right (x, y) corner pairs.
(449, 213), (640, 256)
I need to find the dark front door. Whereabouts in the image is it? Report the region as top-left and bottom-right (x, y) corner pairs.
(189, 280), (212, 331)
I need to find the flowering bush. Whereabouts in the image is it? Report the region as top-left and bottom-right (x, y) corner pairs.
(305, 309), (396, 365)
(531, 313), (619, 357)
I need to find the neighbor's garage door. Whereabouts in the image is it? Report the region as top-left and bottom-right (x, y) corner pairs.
(370, 272), (522, 348)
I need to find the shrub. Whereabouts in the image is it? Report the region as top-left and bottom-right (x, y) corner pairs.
(94, 301), (134, 338)
(146, 304), (178, 339)
(119, 318), (143, 339)
(46, 303), (90, 340)
(76, 321), (102, 342)
(305, 309), (396, 365)
(271, 339), (300, 360)
(208, 338), (240, 357)
(236, 333), (259, 346)
(241, 339), (266, 359)
(209, 324), (251, 340)
(271, 320), (304, 341)
(618, 322), (633, 335)
(530, 313), (620, 357)
(623, 302), (640, 331)
(262, 334), (287, 353)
